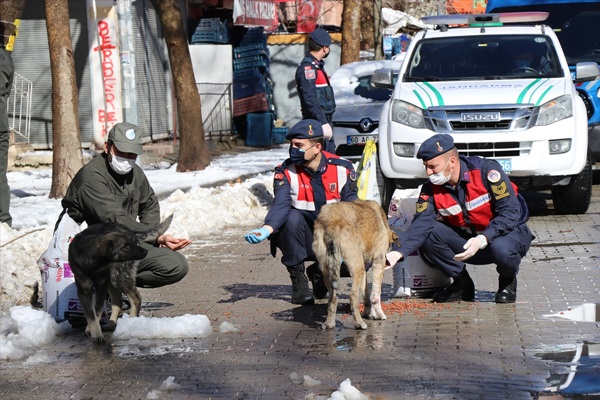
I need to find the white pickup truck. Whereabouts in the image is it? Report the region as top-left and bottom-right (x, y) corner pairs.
(373, 12), (599, 214)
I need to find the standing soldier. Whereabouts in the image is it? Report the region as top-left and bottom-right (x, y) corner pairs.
(295, 28), (336, 153)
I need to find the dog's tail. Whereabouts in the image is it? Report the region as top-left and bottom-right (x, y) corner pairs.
(313, 219), (341, 290)
(325, 237), (342, 290)
(138, 214), (174, 243)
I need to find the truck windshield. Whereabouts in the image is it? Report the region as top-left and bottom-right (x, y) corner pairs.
(404, 34), (563, 82)
(553, 11), (600, 64)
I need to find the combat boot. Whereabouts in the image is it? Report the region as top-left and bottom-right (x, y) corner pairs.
(495, 276), (517, 303)
(305, 263), (328, 299)
(286, 264), (315, 305)
(432, 268), (475, 303)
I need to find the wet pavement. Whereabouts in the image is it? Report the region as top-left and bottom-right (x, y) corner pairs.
(1, 186), (599, 400)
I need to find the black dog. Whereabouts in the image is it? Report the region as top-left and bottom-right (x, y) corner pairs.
(68, 216), (172, 342)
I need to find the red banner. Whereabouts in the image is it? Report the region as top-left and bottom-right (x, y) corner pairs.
(233, 0), (279, 27)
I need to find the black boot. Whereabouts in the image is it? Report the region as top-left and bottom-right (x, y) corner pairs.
(495, 276), (517, 303)
(432, 268), (475, 303)
(286, 264), (315, 305)
(305, 263), (328, 299)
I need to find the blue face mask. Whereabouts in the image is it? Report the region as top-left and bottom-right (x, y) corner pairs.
(516, 58), (531, 68)
(289, 144), (316, 166)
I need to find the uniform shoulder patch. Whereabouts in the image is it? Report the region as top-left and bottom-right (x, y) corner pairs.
(274, 173), (284, 180)
(416, 201), (428, 213)
(491, 181), (510, 200)
(304, 67), (316, 80)
(487, 169), (501, 183)
(349, 170), (357, 181)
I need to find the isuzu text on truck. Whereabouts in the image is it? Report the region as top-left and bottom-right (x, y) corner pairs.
(373, 12), (599, 214)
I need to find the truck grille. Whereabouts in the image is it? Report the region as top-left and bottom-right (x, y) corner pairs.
(425, 106), (535, 132)
(454, 142), (531, 157)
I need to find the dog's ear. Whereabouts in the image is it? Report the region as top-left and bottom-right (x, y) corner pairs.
(138, 214), (174, 243)
(159, 214), (174, 233)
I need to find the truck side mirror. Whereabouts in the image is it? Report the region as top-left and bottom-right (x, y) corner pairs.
(370, 68), (395, 89)
(575, 62), (600, 82)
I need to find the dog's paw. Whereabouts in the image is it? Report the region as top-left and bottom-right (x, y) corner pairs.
(90, 335), (106, 343)
(102, 320), (117, 332)
(368, 308), (387, 320)
(85, 324), (106, 342)
(321, 321), (336, 330)
(354, 321), (368, 330)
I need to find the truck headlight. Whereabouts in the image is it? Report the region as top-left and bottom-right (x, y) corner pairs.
(391, 100), (425, 128)
(549, 139), (571, 154)
(536, 94), (573, 126)
(393, 143), (415, 157)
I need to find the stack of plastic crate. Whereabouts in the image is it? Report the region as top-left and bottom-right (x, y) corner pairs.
(232, 27), (274, 119)
(191, 18), (229, 44)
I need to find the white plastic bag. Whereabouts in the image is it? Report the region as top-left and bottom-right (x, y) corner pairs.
(355, 138), (381, 204)
(37, 213), (86, 323)
(388, 190), (451, 298)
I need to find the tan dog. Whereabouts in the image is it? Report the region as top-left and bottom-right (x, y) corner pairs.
(313, 199), (398, 330)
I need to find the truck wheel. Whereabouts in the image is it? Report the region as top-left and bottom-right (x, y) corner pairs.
(376, 159), (396, 214)
(551, 152), (592, 215)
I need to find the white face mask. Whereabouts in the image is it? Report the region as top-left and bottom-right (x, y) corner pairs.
(428, 158), (452, 185)
(109, 154), (136, 175)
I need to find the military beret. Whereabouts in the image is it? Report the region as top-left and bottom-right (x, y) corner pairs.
(107, 122), (143, 155)
(286, 119), (323, 140)
(417, 133), (455, 161)
(310, 28), (332, 47)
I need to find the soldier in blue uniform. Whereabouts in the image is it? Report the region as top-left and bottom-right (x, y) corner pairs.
(386, 134), (534, 304)
(244, 119), (358, 305)
(295, 28), (336, 153)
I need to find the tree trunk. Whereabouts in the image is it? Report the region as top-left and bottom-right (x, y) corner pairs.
(341, 0), (361, 64)
(373, 0), (383, 60)
(149, 0), (211, 172)
(46, 0), (84, 199)
(0, 0), (26, 47)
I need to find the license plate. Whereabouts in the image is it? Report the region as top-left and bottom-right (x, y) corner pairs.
(347, 135), (377, 145)
(496, 159), (512, 173)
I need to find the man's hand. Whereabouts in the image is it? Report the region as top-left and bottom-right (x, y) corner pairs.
(244, 227), (271, 244)
(322, 123), (333, 140)
(454, 234), (487, 261)
(158, 235), (192, 251)
(385, 251), (403, 270)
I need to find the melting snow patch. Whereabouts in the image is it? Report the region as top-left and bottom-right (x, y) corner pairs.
(219, 321), (241, 333)
(303, 374), (322, 387)
(146, 376), (181, 399)
(113, 313), (212, 339)
(329, 378), (369, 400)
(0, 306), (58, 360)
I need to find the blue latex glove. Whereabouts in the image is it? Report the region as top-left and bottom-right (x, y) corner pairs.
(244, 227), (270, 244)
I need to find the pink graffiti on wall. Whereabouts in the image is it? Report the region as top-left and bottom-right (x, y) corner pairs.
(93, 20), (119, 139)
